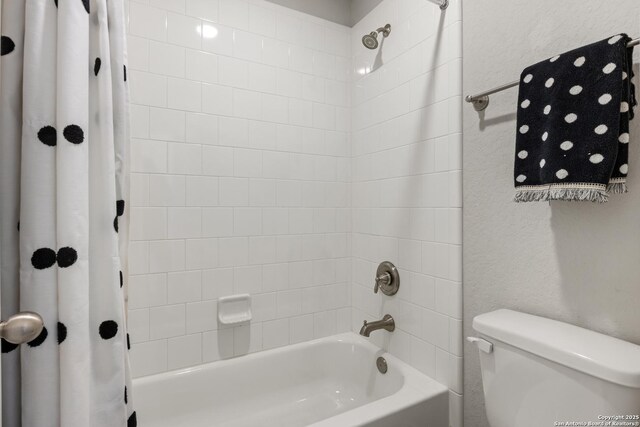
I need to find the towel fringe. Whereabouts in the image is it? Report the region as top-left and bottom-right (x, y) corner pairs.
(607, 181), (628, 194)
(514, 188), (609, 203)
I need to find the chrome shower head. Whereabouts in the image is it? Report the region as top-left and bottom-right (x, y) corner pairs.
(362, 24), (391, 50)
(362, 32), (379, 49)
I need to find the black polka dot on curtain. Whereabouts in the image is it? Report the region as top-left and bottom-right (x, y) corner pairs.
(1, 339), (19, 354)
(57, 247), (78, 268)
(99, 320), (118, 340)
(57, 322), (67, 344)
(63, 124), (84, 144)
(31, 248), (57, 269)
(1, 35), (15, 55)
(27, 327), (48, 347)
(37, 126), (57, 146)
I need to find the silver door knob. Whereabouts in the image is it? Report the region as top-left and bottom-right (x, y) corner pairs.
(0, 312), (44, 344)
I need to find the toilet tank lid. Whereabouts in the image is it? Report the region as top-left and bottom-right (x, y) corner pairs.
(473, 309), (640, 388)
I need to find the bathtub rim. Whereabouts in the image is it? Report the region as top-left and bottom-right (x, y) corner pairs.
(133, 332), (449, 427)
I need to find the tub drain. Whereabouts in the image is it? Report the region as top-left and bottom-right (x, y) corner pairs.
(376, 356), (388, 374)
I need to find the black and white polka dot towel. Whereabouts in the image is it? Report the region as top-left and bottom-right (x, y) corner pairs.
(514, 34), (636, 203)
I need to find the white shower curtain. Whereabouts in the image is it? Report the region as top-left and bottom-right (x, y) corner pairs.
(0, 0), (135, 426)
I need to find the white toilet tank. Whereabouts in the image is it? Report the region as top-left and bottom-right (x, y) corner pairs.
(471, 309), (640, 427)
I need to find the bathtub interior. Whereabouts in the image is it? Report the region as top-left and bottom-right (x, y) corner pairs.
(134, 335), (407, 426)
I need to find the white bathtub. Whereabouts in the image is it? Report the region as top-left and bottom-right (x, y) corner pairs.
(133, 333), (449, 427)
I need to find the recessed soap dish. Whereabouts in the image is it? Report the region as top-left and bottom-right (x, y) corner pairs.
(218, 294), (252, 325)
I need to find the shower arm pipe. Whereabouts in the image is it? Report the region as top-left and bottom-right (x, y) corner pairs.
(466, 36), (640, 111)
(426, 0), (449, 10)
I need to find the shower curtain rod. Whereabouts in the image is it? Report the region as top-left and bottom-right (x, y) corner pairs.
(465, 37), (640, 111)
(426, 0), (449, 10)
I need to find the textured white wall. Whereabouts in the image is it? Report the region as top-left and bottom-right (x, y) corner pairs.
(126, 0), (352, 377)
(463, 1), (640, 426)
(350, 0), (463, 425)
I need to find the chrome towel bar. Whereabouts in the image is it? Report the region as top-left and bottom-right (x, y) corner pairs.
(466, 37), (640, 111)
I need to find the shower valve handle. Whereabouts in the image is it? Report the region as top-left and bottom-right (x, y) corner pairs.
(373, 261), (400, 296)
(374, 273), (391, 293)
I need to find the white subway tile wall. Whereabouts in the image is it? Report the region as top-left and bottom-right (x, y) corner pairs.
(127, 0), (352, 377)
(127, 0), (462, 424)
(350, 0), (462, 424)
